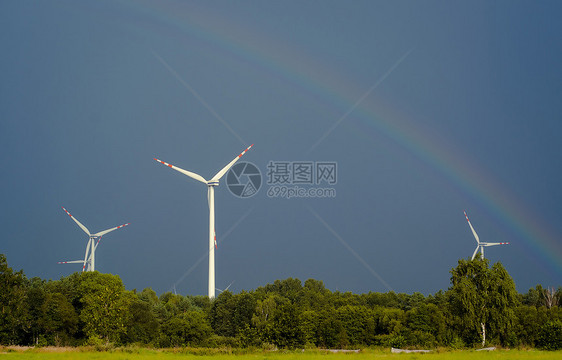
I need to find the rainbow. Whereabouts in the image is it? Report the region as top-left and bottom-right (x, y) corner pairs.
(122, 1), (562, 280)
(350, 97), (562, 279)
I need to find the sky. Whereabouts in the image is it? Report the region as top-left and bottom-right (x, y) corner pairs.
(1, 0), (561, 296)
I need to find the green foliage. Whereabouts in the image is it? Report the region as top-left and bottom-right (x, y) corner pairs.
(25, 277), (47, 345)
(270, 302), (304, 348)
(537, 320), (562, 350)
(449, 258), (518, 347)
(210, 290), (257, 341)
(0, 254), (29, 345)
(487, 262), (519, 344)
(138, 287), (159, 305)
(123, 295), (159, 344)
(405, 303), (446, 347)
(315, 310), (346, 348)
(210, 291), (236, 337)
(0, 253), (559, 350)
(41, 292), (79, 345)
(522, 285), (546, 307)
(251, 294), (285, 344)
(160, 310), (212, 346)
(77, 272), (133, 344)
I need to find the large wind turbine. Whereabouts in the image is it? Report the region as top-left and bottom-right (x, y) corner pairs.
(464, 211), (509, 260)
(59, 207), (129, 272)
(154, 144), (253, 299)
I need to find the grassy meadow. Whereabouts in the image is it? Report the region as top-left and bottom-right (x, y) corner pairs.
(1, 348), (561, 360)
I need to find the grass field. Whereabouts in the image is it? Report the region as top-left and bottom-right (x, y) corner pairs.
(1, 348), (561, 360)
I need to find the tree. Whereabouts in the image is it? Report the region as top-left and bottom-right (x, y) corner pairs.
(487, 262), (519, 345)
(522, 285), (560, 309)
(231, 292), (257, 337)
(374, 306), (405, 346)
(25, 277), (47, 345)
(449, 258), (518, 347)
(77, 272), (133, 344)
(210, 291), (236, 337)
(299, 309), (319, 346)
(299, 279), (330, 310)
(335, 305), (370, 346)
(271, 302), (304, 348)
(316, 310), (346, 348)
(138, 287), (159, 306)
(405, 303), (446, 347)
(124, 295), (159, 344)
(3, 259), (560, 350)
(0, 254), (29, 345)
(251, 294), (282, 344)
(522, 285), (545, 307)
(363, 291), (401, 308)
(41, 292), (79, 346)
(514, 305), (548, 346)
(160, 310), (212, 347)
(251, 293), (305, 347)
(544, 287), (560, 309)
(258, 278), (303, 304)
(537, 320), (562, 350)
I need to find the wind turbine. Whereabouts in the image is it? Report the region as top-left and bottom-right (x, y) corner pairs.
(464, 211), (509, 260)
(216, 280), (235, 294)
(59, 207), (129, 272)
(154, 144), (253, 299)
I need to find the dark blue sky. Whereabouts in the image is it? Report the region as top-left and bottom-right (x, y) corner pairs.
(1, 0), (561, 296)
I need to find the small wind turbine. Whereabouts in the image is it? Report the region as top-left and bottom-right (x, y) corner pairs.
(464, 211), (509, 260)
(154, 144), (253, 299)
(59, 207), (129, 272)
(216, 281), (235, 294)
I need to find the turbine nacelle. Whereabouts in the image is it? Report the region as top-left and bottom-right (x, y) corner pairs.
(207, 180), (219, 186)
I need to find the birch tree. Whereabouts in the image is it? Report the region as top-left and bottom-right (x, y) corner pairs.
(449, 258), (518, 347)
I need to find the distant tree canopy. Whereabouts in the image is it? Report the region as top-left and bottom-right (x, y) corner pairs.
(0, 253), (560, 349)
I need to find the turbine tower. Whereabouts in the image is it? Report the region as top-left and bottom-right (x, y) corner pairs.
(464, 211), (509, 260)
(154, 144), (253, 299)
(59, 207), (129, 272)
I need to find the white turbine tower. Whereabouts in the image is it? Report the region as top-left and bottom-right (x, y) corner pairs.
(59, 207), (129, 272)
(154, 144), (253, 299)
(464, 211), (509, 260)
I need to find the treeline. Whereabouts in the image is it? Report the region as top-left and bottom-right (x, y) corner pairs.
(1, 253), (561, 349)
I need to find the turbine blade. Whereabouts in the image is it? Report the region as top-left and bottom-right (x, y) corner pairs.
(211, 144), (253, 181)
(224, 281), (235, 291)
(62, 207), (91, 236)
(57, 260), (84, 264)
(93, 236), (103, 251)
(154, 158), (207, 184)
(471, 246), (479, 260)
(482, 242), (510, 246)
(93, 223), (129, 237)
(464, 211), (480, 243)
